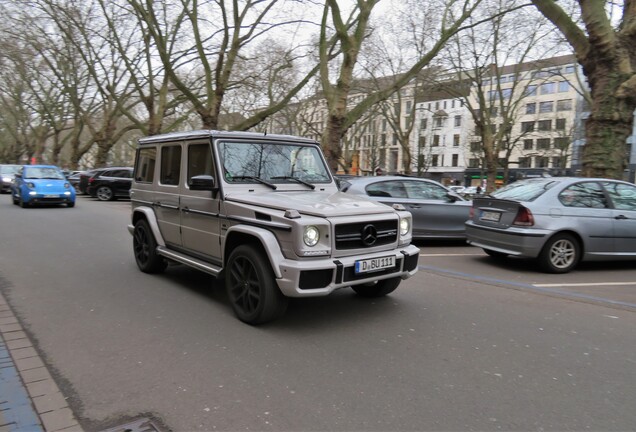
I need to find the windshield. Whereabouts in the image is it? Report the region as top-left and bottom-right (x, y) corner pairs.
(492, 178), (558, 201)
(218, 141), (331, 184)
(0, 165), (21, 175)
(23, 166), (66, 180)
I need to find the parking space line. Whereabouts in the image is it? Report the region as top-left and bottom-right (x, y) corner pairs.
(534, 282), (636, 287)
(419, 253), (484, 257)
(418, 265), (636, 312)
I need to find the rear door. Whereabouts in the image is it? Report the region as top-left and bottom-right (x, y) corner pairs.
(603, 181), (636, 254)
(155, 144), (183, 247)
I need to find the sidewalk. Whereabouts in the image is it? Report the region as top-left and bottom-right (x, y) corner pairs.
(0, 292), (83, 432)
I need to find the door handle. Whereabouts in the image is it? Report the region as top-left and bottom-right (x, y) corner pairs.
(409, 205), (421, 209)
(615, 214), (628, 220)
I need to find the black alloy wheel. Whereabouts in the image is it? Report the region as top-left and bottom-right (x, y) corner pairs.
(225, 245), (288, 325)
(133, 219), (167, 273)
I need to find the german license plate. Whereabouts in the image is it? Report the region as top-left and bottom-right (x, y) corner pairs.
(44, 194), (60, 198)
(480, 210), (501, 222)
(355, 256), (395, 274)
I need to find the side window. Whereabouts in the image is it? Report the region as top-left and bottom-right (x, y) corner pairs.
(135, 148), (156, 183)
(366, 181), (407, 198)
(160, 145), (182, 186)
(603, 182), (636, 211)
(404, 180), (448, 200)
(559, 182), (608, 208)
(187, 143), (214, 181)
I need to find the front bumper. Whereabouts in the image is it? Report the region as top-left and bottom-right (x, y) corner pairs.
(275, 244), (420, 297)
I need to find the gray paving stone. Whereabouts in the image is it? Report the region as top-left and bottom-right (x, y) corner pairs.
(32, 391), (69, 414)
(40, 408), (77, 431)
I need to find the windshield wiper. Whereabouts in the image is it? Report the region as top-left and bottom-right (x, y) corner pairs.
(271, 176), (315, 190)
(232, 175), (277, 190)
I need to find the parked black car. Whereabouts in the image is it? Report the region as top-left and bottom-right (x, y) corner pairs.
(86, 167), (134, 201)
(78, 168), (105, 194)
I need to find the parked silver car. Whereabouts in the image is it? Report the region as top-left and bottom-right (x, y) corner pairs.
(339, 175), (472, 240)
(466, 177), (636, 273)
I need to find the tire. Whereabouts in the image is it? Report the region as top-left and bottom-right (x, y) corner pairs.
(484, 249), (508, 260)
(352, 277), (401, 298)
(19, 197), (29, 208)
(96, 186), (114, 201)
(133, 219), (167, 273)
(67, 201), (75, 208)
(538, 233), (580, 274)
(225, 245), (288, 325)
(12, 195), (18, 205)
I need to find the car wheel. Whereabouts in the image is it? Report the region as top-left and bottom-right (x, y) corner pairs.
(133, 219), (167, 273)
(19, 197), (29, 208)
(225, 245), (288, 325)
(538, 233), (580, 274)
(484, 249), (508, 260)
(96, 186), (114, 201)
(12, 194), (18, 205)
(352, 277), (401, 297)
(67, 201), (75, 208)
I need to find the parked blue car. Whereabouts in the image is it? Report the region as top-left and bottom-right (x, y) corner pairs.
(11, 165), (76, 208)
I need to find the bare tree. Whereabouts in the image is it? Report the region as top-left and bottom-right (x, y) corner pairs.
(442, 0), (561, 191)
(531, 0), (636, 179)
(318, 0), (486, 172)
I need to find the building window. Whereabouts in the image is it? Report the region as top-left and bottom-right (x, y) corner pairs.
(552, 157), (563, 168)
(521, 121), (535, 133)
(468, 158), (480, 168)
(406, 101), (412, 113)
(526, 103), (536, 114)
(538, 120), (552, 131)
(420, 118), (428, 130)
(434, 116), (445, 128)
(558, 81), (570, 92)
(454, 115), (462, 127)
(524, 139), (534, 150)
(537, 138), (551, 149)
(565, 65), (575, 74)
(432, 155), (439, 167)
(518, 157), (531, 168)
(453, 134), (460, 147)
(554, 137), (570, 149)
(539, 101), (554, 113)
(418, 136), (426, 148)
(526, 85), (538, 96)
(470, 141), (481, 152)
(535, 156), (549, 168)
(557, 99), (573, 111)
(433, 135), (440, 146)
(556, 118), (566, 130)
(540, 82), (555, 94)
(452, 154), (459, 167)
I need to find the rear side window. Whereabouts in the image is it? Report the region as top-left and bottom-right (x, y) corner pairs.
(135, 148), (156, 183)
(160, 146), (182, 186)
(366, 181), (407, 198)
(603, 181), (636, 211)
(558, 182), (608, 208)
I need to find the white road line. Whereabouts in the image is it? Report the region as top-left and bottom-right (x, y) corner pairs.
(534, 282), (636, 288)
(420, 253), (484, 257)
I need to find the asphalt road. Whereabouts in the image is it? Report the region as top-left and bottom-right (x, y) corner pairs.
(1, 195), (635, 431)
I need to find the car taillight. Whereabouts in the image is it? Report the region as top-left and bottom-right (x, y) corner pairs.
(513, 206), (534, 226)
(469, 206), (475, 218)
(88, 177), (95, 183)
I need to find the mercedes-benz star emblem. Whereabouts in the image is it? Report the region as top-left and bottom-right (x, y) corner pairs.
(361, 224), (378, 246)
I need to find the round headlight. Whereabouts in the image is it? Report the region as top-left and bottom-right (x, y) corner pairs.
(303, 226), (320, 247)
(400, 218), (410, 236)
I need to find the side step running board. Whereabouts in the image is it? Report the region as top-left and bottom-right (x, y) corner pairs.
(157, 246), (223, 276)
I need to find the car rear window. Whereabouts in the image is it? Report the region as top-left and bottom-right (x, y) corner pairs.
(492, 179), (558, 201)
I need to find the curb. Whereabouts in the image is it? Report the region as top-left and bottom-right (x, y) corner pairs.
(0, 292), (83, 432)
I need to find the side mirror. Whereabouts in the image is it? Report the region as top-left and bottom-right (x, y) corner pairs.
(189, 175), (217, 191)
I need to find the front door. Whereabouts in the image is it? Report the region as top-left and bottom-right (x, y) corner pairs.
(179, 141), (222, 263)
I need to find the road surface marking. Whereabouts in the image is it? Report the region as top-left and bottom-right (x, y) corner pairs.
(534, 282), (636, 288)
(420, 253), (484, 257)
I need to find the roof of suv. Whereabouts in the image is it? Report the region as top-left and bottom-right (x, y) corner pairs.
(138, 129), (318, 145)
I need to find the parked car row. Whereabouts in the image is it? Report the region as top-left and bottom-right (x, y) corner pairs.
(338, 174), (636, 274)
(2, 164), (133, 207)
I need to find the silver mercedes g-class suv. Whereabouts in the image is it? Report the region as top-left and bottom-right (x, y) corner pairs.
(128, 130), (419, 324)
